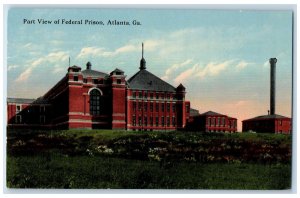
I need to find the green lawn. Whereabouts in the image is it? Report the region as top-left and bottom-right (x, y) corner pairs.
(6, 129), (292, 189)
(7, 153), (291, 189)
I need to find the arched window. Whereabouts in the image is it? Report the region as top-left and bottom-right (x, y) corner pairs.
(90, 89), (101, 115)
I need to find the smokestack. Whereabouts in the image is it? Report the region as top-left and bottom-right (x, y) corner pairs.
(269, 58), (277, 115)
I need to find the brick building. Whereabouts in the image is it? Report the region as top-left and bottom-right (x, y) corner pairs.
(242, 114), (291, 134)
(242, 58), (292, 134)
(7, 45), (191, 131)
(186, 111), (237, 133)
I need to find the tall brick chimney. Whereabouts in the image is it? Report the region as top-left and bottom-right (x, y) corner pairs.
(269, 58), (277, 115)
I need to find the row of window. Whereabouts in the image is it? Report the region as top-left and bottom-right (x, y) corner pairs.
(132, 116), (176, 127)
(15, 105), (46, 113)
(132, 91), (174, 100)
(207, 117), (236, 127)
(15, 115), (46, 124)
(133, 102), (176, 113)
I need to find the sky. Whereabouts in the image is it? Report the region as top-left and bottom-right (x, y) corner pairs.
(6, 8), (293, 131)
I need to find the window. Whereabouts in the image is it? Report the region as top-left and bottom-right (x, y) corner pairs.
(156, 116), (159, 126)
(172, 104), (176, 112)
(16, 115), (22, 123)
(138, 103), (142, 111)
(139, 92), (142, 98)
(172, 116), (176, 126)
(161, 103), (165, 112)
(150, 103), (153, 112)
(16, 105), (21, 113)
(156, 93), (159, 99)
(117, 79), (121, 84)
(40, 115), (46, 124)
(133, 92), (136, 98)
(144, 116), (147, 126)
(211, 118), (215, 126)
(150, 93), (153, 99)
(90, 89), (101, 115)
(167, 94), (170, 99)
(133, 102), (136, 111)
(144, 103), (147, 111)
(74, 76), (78, 81)
(144, 92), (147, 99)
(138, 116), (142, 126)
(161, 94), (164, 99)
(83, 78), (87, 83)
(167, 103), (170, 112)
(223, 117), (226, 127)
(150, 117), (153, 126)
(99, 79), (104, 84)
(167, 117), (170, 126)
(132, 115), (136, 126)
(93, 79), (98, 84)
(217, 117), (220, 126)
(208, 118), (211, 126)
(40, 105), (46, 113)
(156, 103), (159, 112)
(161, 117), (165, 127)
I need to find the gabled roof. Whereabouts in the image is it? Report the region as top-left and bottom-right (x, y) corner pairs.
(200, 111), (225, 116)
(69, 65), (81, 69)
(81, 69), (108, 78)
(243, 114), (291, 121)
(190, 108), (200, 116)
(127, 69), (176, 92)
(112, 68), (124, 73)
(110, 68), (124, 75)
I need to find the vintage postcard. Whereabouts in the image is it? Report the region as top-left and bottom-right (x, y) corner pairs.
(5, 6), (294, 190)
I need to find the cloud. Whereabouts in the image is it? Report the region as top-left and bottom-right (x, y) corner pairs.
(236, 60), (251, 70)
(8, 64), (19, 71)
(76, 40), (160, 60)
(15, 51), (69, 82)
(23, 43), (33, 48)
(162, 59), (193, 80)
(263, 60), (269, 68)
(15, 67), (34, 82)
(76, 44), (138, 59)
(173, 59), (250, 84)
(143, 40), (161, 51)
(76, 47), (106, 59)
(174, 64), (198, 84)
(115, 45), (136, 54)
(195, 60), (234, 78)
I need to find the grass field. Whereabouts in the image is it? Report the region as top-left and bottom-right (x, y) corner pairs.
(6, 129), (292, 189)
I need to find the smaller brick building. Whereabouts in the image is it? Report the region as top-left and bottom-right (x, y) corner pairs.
(186, 111), (237, 133)
(242, 114), (291, 134)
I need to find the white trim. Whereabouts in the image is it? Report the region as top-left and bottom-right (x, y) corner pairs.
(112, 120), (126, 124)
(68, 119), (108, 124)
(112, 113), (125, 116)
(69, 112), (85, 115)
(88, 87), (103, 95)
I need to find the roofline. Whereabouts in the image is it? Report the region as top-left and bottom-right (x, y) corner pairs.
(7, 98), (36, 104)
(242, 115), (291, 122)
(43, 75), (68, 99)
